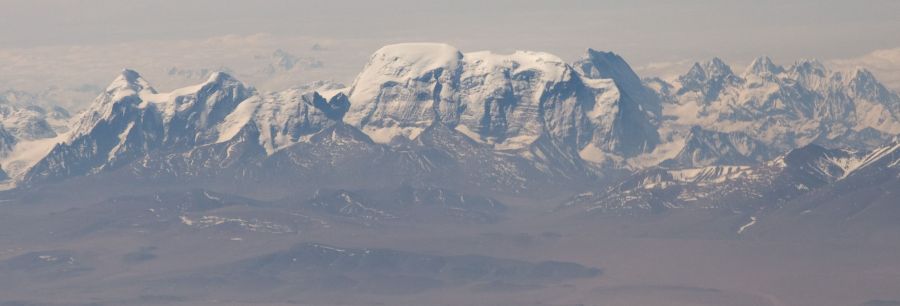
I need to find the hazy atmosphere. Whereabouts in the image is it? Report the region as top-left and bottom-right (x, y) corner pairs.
(2, 0), (900, 103)
(2, 1), (900, 306)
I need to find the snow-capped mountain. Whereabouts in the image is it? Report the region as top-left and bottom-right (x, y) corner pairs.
(25, 70), (254, 182)
(0, 90), (74, 181)
(0, 91), (71, 141)
(660, 126), (773, 168)
(746, 142), (900, 239)
(574, 49), (661, 157)
(344, 43), (659, 169)
(562, 141), (900, 215)
(1, 87), (95, 115)
(657, 56), (900, 154)
(10, 44), (900, 205)
(27, 43), (660, 193)
(215, 89), (350, 154)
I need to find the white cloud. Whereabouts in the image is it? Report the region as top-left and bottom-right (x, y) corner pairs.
(633, 59), (695, 82)
(2, 33), (898, 114)
(830, 47), (900, 91)
(0, 34), (378, 110)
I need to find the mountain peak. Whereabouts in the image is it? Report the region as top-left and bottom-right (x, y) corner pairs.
(106, 68), (156, 94)
(578, 49), (637, 80)
(676, 58), (739, 101)
(849, 67), (876, 81)
(349, 42), (462, 108)
(708, 57), (727, 66)
(704, 57), (735, 78)
(680, 58), (735, 83)
(366, 43), (463, 71)
(790, 59), (827, 76)
(584, 49), (621, 60)
(193, 71), (250, 96)
(745, 56), (784, 76)
(796, 58), (824, 66)
(845, 67), (896, 102)
(205, 71), (239, 85)
(661, 126), (771, 168)
(683, 62), (706, 80)
(782, 143), (827, 163)
(120, 68), (142, 81)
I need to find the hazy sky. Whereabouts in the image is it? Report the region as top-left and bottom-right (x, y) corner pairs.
(4, 0), (899, 58)
(2, 0), (900, 104)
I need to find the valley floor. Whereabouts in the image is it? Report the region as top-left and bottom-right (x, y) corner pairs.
(0, 187), (898, 306)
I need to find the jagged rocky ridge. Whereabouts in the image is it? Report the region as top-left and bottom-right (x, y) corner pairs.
(0, 94), (71, 148)
(655, 56), (900, 157)
(344, 43), (658, 160)
(8, 44), (900, 202)
(0, 90), (73, 180)
(18, 43), (670, 193)
(660, 126), (774, 168)
(563, 141), (900, 215)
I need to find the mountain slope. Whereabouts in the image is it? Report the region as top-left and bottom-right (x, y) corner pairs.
(659, 57), (900, 152)
(574, 49), (661, 156)
(661, 126), (773, 168)
(744, 142), (900, 240)
(345, 43), (660, 162)
(563, 141), (900, 216)
(24, 70), (254, 183)
(13, 46), (900, 205)
(21, 44), (668, 188)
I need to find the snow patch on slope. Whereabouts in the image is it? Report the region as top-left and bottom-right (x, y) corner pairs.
(0, 135), (65, 183)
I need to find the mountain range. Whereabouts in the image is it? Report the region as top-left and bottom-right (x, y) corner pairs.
(3, 43), (900, 306)
(2, 43), (899, 225)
